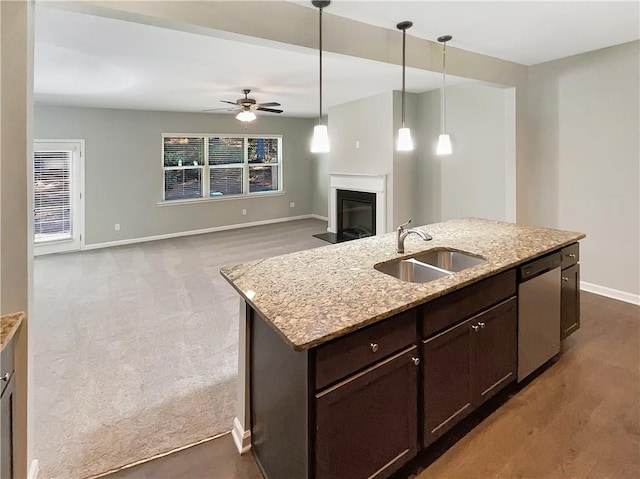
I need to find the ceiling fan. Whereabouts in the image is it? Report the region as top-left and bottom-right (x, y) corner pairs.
(204, 89), (283, 122)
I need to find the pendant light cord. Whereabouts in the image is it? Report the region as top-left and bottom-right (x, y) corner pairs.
(441, 40), (447, 133)
(318, 6), (323, 125)
(401, 28), (406, 128)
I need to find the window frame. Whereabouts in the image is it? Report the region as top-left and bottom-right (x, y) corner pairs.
(161, 133), (283, 204)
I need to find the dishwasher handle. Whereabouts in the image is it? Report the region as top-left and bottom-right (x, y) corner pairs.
(519, 252), (562, 281)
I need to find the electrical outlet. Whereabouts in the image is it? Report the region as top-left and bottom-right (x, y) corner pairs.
(356, 141), (360, 149)
(114, 223), (120, 231)
(290, 202), (295, 208)
(242, 209), (247, 216)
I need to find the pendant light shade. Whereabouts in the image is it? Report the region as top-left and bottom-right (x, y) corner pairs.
(437, 34), (453, 156)
(396, 21), (414, 152)
(311, 124), (330, 152)
(436, 134), (452, 155)
(311, 1), (331, 153)
(236, 110), (256, 123)
(397, 128), (413, 151)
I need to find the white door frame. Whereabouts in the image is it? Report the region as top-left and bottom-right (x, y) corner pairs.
(33, 139), (85, 255)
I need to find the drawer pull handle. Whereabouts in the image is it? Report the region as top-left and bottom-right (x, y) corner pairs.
(370, 342), (379, 353)
(567, 253), (576, 258)
(471, 324), (480, 332)
(478, 322), (486, 329)
(411, 357), (420, 366)
(562, 277), (569, 282)
(1, 373), (9, 382)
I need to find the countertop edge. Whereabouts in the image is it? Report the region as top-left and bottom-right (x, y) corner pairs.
(1, 311), (25, 352)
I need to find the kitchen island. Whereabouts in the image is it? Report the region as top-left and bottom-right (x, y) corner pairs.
(220, 218), (585, 479)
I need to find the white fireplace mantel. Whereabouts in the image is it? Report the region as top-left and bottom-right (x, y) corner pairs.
(328, 173), (387, 235)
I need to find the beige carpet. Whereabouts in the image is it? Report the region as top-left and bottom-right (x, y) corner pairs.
(32, 219), (328, 479)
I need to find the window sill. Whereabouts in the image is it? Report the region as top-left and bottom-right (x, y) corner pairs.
(157, 191), (286, 207)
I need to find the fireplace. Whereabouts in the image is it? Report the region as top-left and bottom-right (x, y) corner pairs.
(337, 189), (376, 240)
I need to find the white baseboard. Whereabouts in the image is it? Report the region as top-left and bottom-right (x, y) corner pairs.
(28, 459), (39, 479)
(231, 417), (251, 454)
(82, 214), (327, 251)
(310, 213), (328, 221)
(581, 281), (640, 306)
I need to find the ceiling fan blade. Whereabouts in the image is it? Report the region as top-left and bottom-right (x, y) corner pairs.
(220, 100), (238, 105)
(257, 107), (283, 113)
(257, 102), (281, 107)
(202, 107), (238, 112)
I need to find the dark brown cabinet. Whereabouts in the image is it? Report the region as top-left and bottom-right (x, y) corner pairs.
(423, 298), (517, 447)
(560, 243), (580, 340)
(423, 318), (473, 444)
(474, 298), (517, 402)
(561, 263), (580, 339)
(315, 346), (419, 479)
(250, 308), (419, 479)
(1, 373), (15, 479)
(1, 334), (16, 479)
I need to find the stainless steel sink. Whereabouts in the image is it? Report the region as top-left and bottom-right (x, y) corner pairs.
(374, 249), (486, 283)
(375, 258), (452, 283)
(411, 249), (486, 272)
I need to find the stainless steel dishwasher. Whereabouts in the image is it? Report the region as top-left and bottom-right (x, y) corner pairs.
(517, 252), (562, 382)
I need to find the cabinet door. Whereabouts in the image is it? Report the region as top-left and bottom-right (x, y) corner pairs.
(422, 318), (473, 447)
(315, 346), (419, 479)
(1, 374), (14, 479)
(474, 298), (517, 405)
(561, 264), (580, 339)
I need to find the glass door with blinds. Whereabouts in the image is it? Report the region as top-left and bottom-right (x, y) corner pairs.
(33, 140), (84, 255)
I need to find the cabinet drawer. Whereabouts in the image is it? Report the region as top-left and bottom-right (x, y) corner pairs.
(561, 243), (579, 268)
(0, 339), (14, 396)
(421, 269), (516, 338)
(315, 310), (417, 391)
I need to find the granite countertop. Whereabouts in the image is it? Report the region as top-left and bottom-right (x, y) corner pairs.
(220, 218), (585, 351)
(1, 312), (25, 352)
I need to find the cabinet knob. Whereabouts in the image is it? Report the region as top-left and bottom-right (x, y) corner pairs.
(478, 322), (486, 329)
(471, 324), (480, 332)
(370, 342), (379, 353)
(567, 253), (576, 258)
(411, 357), (420, 366)
(562, 277), (569, 282)
(1, 372), (9, 382)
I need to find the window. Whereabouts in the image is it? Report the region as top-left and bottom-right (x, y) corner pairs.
(162, 134), (282, 202)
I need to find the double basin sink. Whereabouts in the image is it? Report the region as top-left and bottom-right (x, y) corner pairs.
(375, 249), (486, 283)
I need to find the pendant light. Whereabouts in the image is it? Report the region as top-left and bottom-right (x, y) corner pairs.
(311, 0), (330, 153)
(436, 35), (453, 156)
(396, 21), (414, 152)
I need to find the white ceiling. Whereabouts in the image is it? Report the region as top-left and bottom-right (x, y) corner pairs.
(34, 1), (639, 118)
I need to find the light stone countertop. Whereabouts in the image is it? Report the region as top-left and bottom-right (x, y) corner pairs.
(1, 311), (25, 352)
(220, 218), (585, 351)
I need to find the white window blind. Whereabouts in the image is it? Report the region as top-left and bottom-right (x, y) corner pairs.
(34, 150), (72, 243)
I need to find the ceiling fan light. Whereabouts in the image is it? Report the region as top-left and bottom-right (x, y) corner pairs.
(311, 124), (330, 153)
(437, 134), (452, 155)
(236, 110), (256, 122)
(397, 127), (414, 151)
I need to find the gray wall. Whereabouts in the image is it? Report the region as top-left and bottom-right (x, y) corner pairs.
(527, 41), (640, 296)
(35, 105), (316, 245)
(328, 91), (395, 232)
(415, 83), (516, 225)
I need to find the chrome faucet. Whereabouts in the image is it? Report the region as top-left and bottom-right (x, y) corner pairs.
(396, 219), (432, 253)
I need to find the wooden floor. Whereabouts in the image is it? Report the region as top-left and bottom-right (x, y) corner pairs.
(105, 292), (639, 479)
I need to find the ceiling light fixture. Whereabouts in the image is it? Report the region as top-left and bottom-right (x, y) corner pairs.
(311, 0), (330, 153)
(437, 35), (453, 156)
(236, 109), (257, 123)
(396, 20), (414, 152)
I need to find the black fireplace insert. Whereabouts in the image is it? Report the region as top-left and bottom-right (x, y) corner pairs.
(337, 189), (376, 241)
